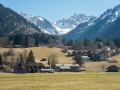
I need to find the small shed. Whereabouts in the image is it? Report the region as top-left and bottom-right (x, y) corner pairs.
(106, 65), (119, 72)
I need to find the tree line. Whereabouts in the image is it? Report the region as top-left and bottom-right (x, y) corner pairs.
(1, 33), (120, 51)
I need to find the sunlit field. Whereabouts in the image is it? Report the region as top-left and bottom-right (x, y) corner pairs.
(0, 72), (120, 90)
(0, 47), (74, 64)
(0, 47), (120, 72)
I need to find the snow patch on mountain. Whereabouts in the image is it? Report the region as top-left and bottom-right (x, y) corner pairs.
(52, 25), (71, 34)
(18, 12), (33, 19)
(52, 14), (93, 34)
(38, 16), (44, 22)
(63, 4), (120, 40)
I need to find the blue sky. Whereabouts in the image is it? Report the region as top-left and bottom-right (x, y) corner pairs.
(0, 0), (120, 22)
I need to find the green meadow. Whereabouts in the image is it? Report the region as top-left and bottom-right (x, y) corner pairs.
(0, 72), (120, 90)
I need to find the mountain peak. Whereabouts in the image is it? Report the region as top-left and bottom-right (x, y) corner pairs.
(18, 12), (60, 35)
(53, 13), (93, 34)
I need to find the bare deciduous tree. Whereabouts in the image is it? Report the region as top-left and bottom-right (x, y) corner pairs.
(2, 51), (7, 64)
(22, 49), (28, 62)
(48, 54), (58, 69)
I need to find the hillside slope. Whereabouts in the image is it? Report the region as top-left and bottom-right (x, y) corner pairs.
(0, 4), (41, 34)
(0, 47), (120, 71)
(0, 47), (74, 64)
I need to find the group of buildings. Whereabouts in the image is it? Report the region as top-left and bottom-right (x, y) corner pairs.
(13, 62), (85, 74)
(0, 46), (119, 73)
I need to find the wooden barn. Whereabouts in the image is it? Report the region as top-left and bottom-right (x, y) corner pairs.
(106, 65), (119, 72)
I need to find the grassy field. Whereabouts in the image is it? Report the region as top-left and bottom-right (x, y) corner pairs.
(0, 72), (120, 90)
(0, 46), (120, 71)
(0, 47), (120, 90)
(0, 46), (74, 64)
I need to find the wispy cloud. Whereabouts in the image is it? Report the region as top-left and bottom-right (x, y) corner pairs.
(103, 0), (117, 4)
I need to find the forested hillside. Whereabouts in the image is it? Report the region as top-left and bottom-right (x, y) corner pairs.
(0, 4), (41, 34)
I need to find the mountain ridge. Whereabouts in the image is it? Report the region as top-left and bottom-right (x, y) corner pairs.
(18, 12), (92, 35)
(63, 4), (120, 40)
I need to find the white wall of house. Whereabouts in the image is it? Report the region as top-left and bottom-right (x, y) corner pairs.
(82, 56), (90, 60)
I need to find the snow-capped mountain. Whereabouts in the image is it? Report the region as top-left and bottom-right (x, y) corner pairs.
(63, 4), (120, 40)
(18, 12), (60, 35)
(52, 14), (93, 34)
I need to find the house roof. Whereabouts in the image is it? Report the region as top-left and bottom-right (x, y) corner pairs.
(79, 67), (86, 71)
(107, 65), (119, 69)
(59, 65), (71, 69)
(56, 64), (79, 67)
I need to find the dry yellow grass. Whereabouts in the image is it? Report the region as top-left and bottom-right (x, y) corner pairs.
(0, 47), (120, 71)
(0, 47), (74, 64)
(0, 72), (120, 90)
(84, 54), (120, 72)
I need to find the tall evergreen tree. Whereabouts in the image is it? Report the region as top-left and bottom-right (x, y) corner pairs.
(0, 53), (2, 65)
(19, 53), (24, 63)
(26, 50), (35, 63)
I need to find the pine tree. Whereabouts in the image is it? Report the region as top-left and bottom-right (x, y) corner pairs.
(0, 53), (2, 65)
(19, 53), (24, 63)
(27, 50), (35, 63)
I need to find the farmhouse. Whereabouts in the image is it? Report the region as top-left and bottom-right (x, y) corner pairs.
(106, 65), (119, 72)
(21, 63), (44, 73)
(54, 64), (80, 72)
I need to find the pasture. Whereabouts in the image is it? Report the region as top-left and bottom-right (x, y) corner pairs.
(0, 72), (120, 90)
(0, 46), (120, 72)
(0, 47), (74, 64)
